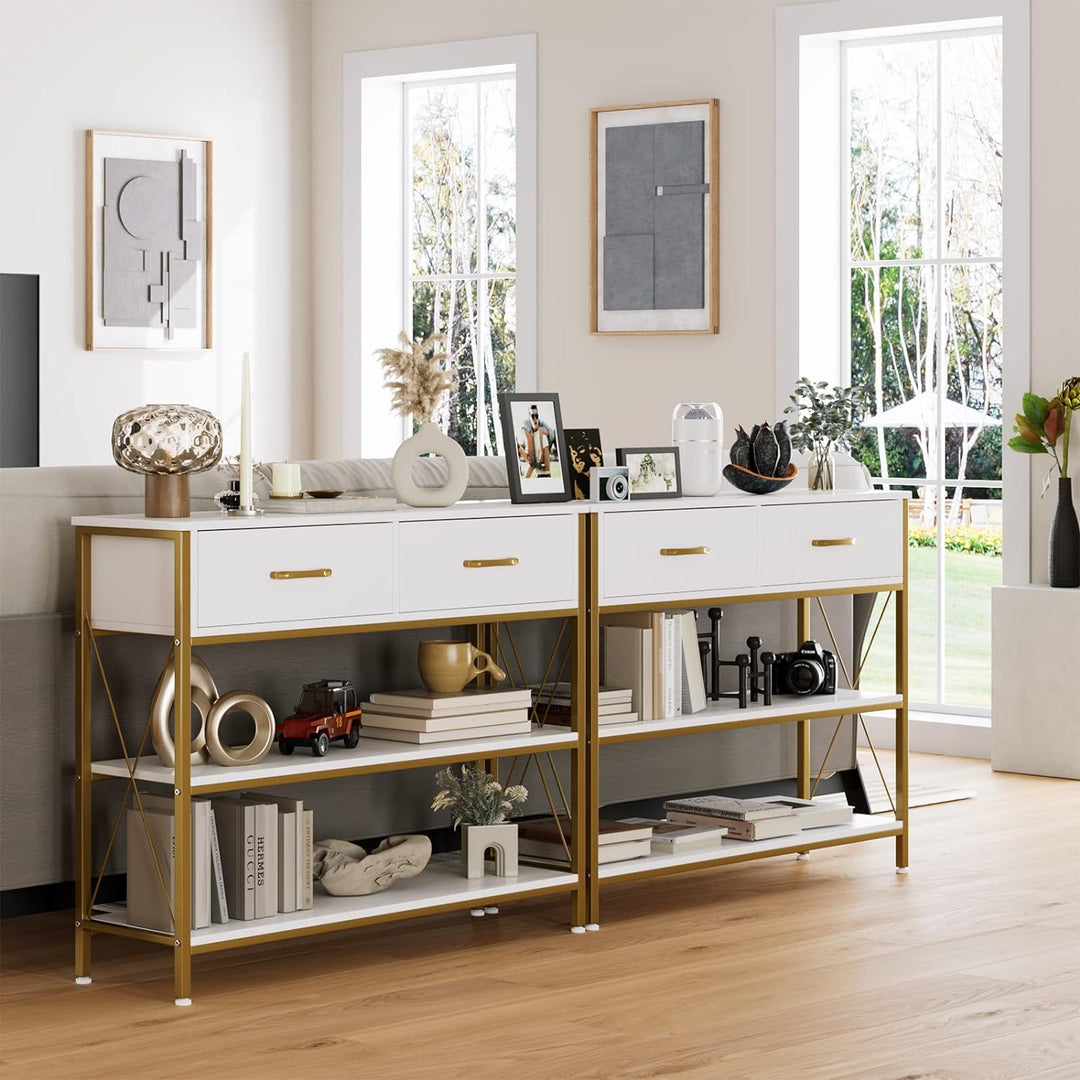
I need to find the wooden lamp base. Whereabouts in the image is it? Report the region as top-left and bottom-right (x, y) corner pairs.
(145, 473), (190, 518)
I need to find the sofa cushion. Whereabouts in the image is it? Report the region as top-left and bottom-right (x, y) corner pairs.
(279, 456), (509, 502)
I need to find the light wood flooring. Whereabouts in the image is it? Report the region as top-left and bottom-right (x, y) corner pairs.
(2, 753), (1078, 1080)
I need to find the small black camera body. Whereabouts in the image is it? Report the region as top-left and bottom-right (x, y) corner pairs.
(771, 640), (836, 696)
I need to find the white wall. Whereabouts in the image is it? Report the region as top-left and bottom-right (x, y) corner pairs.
(0, 0), (312, 466)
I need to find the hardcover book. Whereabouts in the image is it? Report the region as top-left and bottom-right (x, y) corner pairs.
(662, 795), (794, 821)
(367, 687), (532, 714)
(359, 707), (529, 732)
(520, 837), (652, 865)
(602, 624), (654, 721)
(358, 720), (532, 743)
(211, 797), (257, 920)
(618, 817), (729, 851)
(245, 792), (306, 913)
(757, 795), (855, 829)
(518, 816), (653, 845)
(665, 810), (800, 841)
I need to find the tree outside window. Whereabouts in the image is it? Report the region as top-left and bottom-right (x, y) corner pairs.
(407, 77), (516, 456)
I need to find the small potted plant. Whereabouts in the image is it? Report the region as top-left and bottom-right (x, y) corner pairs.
(784, 378), (870, 491)
(431, 763), (527, 879)
(1008, 377), (1079, 587)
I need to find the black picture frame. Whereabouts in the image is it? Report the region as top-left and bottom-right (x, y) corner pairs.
(615, 446), (683, 499)
(499, 393), (573, 504)
(564, 428), (604, 500)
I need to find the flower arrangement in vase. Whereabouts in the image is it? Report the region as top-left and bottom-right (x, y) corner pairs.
(376, 332), (467, 507)
(432, 763), (527, 880)
(784, 378), (870, 491)
(1008, 377), (1080, 587)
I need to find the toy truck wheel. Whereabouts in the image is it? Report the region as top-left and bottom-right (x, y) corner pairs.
(311, 732), (329, 756)
(344, 723), (361, 749)
(278, 736), (294, 755)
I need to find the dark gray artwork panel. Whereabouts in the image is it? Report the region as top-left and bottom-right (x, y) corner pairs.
(603, 119), (707, 312)
(604, 234), (654, 310)
(654, 194), (703, 309)
(101, 153), (201, 337)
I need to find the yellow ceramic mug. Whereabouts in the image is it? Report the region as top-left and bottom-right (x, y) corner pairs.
(418, 640), (507, 693)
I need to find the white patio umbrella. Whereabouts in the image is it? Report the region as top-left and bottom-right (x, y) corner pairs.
(861, 390), (1001, 429)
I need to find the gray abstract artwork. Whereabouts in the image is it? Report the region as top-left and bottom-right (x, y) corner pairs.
(603, 121), (707, 311)
(102, 153), (201, 337)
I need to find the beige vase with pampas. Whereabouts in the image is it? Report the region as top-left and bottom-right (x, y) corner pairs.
(377, 332), (468, 507)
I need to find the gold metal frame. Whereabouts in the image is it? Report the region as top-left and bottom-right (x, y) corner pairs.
(74, 505), (907, 997)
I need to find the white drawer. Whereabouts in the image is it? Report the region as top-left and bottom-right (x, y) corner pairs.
(601, 508), (758, 601)
(196, 524), (394, 629)
(398, 515), (578, 613)
(758, 500), (902, 587)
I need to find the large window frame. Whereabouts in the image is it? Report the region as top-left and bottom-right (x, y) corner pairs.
(343, 35), (536, 460)
(776, 0), (1030, 751)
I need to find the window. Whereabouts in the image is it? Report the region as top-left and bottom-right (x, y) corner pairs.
(407, 76), (516, 456)
(343, 35), (536, 460)
(777, 0), (1030, 744)
(846, 29), (1003, 713)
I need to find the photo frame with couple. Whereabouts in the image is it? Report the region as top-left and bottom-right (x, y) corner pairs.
(498, 393), (572, 504)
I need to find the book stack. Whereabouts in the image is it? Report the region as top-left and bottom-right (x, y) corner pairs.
(617, 817), (730, 853)
(518, 816), (653, 867)
(532, 682), (638, 726)
(756, 795), (854, 829)
(359, 687), (533, 743)
(601, 610), (707, 720)
(663, 795), (802, 841)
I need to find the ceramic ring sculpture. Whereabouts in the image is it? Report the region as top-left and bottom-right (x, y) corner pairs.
(149, 653), (217, 766)
(391, 421), (469, 507)
(204, 691), (276, 766)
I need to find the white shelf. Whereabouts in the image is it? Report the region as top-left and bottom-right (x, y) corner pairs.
(91, 726), (579, 789)
(598, 815), (901, 879)
(92, 857), (577, 946)
(598, 688), (903, 742)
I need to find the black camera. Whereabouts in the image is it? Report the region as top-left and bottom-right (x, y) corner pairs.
(771, 640), (836, 696)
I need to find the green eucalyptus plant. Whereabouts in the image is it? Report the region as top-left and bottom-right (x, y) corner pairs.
(431, 762), (527, 829)
(784, 378), (870, 490)
(1008, 377), (1079, 495)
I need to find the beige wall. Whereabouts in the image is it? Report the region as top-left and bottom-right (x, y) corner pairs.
(311, 0), (782, 459)
(0, 0), (313, 466)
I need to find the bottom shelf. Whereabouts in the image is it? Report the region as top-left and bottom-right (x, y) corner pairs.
(598, 815), (902, 880)
(91, 855), (578, 947)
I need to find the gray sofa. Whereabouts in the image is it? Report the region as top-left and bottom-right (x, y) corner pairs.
(0, 458), (855, 900)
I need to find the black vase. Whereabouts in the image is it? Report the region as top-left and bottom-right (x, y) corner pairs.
(1049, 476), (1080, 588)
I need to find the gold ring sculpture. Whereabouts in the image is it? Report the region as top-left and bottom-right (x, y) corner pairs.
(149, 653), (218, 766)
(204, 691), (276, 766)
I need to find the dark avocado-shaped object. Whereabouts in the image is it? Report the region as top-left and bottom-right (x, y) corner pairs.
(774, 421), (791, 477)
(730, 426), (752, 469)
(752, 422), (779, 479)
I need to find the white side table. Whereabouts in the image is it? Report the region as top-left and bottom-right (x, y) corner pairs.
(991, 584), (1080, 779)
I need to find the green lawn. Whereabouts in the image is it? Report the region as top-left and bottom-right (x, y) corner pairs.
(858, 547), (1001, 709)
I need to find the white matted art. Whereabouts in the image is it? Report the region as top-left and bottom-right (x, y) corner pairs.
(85, 130), (212, 350)
(591, 100), (718, 335)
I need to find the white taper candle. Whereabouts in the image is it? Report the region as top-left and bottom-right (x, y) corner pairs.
(239, 352), (253, 510)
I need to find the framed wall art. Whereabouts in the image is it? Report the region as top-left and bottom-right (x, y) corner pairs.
(616, 446), (683, 499)
(498, 392), (572, 504)
(590, 99), (718, 335)
(85, 130), (212, 350)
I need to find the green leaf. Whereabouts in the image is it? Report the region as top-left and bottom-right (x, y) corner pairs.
(1022, 393), (1049, 434)
(1007, 435), (1047, 454)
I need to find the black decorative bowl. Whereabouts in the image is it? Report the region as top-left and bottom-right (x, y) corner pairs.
(723, 462), (799, 495)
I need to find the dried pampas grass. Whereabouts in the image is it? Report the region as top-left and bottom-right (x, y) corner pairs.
(375, 332), (455, 423)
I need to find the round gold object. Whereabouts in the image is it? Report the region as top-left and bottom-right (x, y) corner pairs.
(205, 691), (276, 766)
(149, 654), (217, 766)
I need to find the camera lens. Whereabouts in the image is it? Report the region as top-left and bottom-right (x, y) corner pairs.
(786, 659), (823, 694)
(606, 473), (629, 501)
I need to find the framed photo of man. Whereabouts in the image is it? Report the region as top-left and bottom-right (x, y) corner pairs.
(499, 393), (572, 503)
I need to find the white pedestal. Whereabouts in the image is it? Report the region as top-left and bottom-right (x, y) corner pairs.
(991, 585), (1080, 779)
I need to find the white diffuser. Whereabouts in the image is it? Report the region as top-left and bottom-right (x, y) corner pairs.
(672, 402), (724, 496)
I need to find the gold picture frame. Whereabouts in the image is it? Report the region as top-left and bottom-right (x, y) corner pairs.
(590, 99), (718, 335)
(85, 129), (213, 351)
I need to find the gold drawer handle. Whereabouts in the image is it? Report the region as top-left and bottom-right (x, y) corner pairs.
(811, 538), (856, 547)
(269, 568), (333, 580)
(463, 557), (519, 568)
(660, 546), (710, 557)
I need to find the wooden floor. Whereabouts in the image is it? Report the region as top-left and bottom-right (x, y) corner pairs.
(2, 753), (1078, 1080)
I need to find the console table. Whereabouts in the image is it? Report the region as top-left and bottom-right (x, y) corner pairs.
(73, 491), (908, 1001)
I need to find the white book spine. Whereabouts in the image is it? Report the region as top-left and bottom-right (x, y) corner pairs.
(209, 808), (229, 924)
(278, 811), (297, 913)
(671, 614), (682, 716)
(302, 810), (314, 909)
